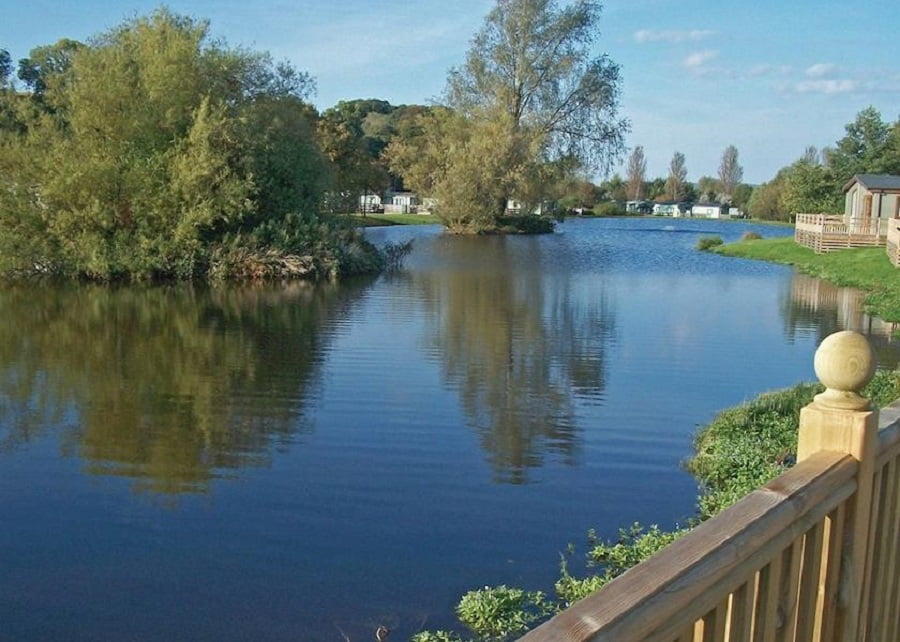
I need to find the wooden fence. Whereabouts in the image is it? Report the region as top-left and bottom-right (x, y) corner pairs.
(794, 214), (889, 253)
(519, 331), (900, 642)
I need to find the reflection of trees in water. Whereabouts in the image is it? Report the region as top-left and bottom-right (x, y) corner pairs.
(0, 281), (366, 494)
(784, 273), (900, 369)
(415, 237), (614, 484)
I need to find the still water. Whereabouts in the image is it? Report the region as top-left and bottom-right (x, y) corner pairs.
(1, 218), (897, 640)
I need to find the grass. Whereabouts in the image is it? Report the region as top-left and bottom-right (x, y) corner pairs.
(345, 212), (441, 227)
(713, 237), (900, 322)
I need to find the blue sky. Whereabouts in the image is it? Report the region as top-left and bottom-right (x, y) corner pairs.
(3, 0), (899, 184)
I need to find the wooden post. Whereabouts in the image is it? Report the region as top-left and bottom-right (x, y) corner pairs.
(797, 330), (879, 642)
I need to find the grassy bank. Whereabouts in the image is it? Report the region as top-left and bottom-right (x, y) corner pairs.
(713, 237), (900, 322)
(346, 213), (442, 227)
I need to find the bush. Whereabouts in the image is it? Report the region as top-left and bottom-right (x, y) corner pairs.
(740, 231), (763, 241)
(697, 235), (724, 251)
(594, 201), (623, 217)
(495, 215), (556, 235)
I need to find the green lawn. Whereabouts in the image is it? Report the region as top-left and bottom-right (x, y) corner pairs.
(713, 237), (900, 322)
(345, 212), (442, 227)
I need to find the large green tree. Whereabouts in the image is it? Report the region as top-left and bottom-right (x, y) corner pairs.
(389, 0), (627, 232)
(0, 10), (376, 281)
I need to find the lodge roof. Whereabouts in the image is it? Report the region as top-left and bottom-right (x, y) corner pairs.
(843, 173), (900, 192)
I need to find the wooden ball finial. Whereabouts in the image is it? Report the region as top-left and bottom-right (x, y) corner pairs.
(813, 330), (875, 410)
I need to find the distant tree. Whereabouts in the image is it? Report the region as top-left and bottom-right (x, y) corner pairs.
(0, 49), (12, 86)
(731, 183), (753, 210)
(696, 175), (720, 202)
(626, 146), (646, 200)
(666, 151), (687, 200)
(600, 174), (627, 202)
(17, 38), (83, 98)
(828, 107), (894, 181)
(801, 145), (821, 165)
(782, 160), (841, 215)
(718, 145), (743, 200)
(747, 168), (790, 221)
(647, 177), (666, 201)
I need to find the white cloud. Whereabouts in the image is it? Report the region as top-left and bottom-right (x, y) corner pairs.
(747, 64), (793, 77)
(634, 29), (718, 44)
(805, 63), (837, 78)
(794, 79), (859, 94)
(683, 50), (719, 68)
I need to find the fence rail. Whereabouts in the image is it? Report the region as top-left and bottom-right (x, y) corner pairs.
(519, 331), (900, 642)
(794, 213), (889, 253)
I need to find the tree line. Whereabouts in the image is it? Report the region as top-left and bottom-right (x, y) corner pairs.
(745, 107), (900, 221)
(0, 10), (399, 281)
(0, 0), (633, 280)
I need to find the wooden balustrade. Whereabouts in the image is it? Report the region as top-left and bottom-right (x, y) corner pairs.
(519, 331), (900, 641)
(794, 213), (889, 253)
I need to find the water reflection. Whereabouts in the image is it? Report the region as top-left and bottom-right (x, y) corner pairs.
(413, 236), (614, 483)
(0, 281), (366, 493)
(785, 273), (900, 368)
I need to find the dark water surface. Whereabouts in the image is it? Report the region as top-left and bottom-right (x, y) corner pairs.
(1, 218), (897, 640)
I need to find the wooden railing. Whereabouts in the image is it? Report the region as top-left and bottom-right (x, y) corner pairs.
(794, 214), (889, 253)
(519, 331), (900, 641)
(886, 220), (900, 267)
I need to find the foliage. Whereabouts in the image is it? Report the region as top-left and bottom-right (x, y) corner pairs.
(626, 145), (646, 200)
(447, 0), (626, 172)
(688, 371), (900, 517)
(718, 145), (743, 199)
(390, 0), (627, 234)
(731, 183), (754, 210)
(746, 168), (791, 221)
(713, 237), (900, 322)
(828, 106), (898, 179)
(594, 201), (624, 216)
(0, 9), (381, 282)
(696, 235), (724, 250)
(496, 215), (556, 234)
(454, 586), (553, 640)
(740, 231), (762, 241)
(388, 107), (547, 233)
(411, 632), (464, 642)
(751, 107), (900, 221)
(666, 151), (687, 201)
(346, 212), (441, 227)
(696, 175), (721, 202)
(781, 159), (842, 214)
(687, 383), (821, 516)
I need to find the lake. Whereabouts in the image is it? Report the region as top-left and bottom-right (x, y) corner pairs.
(1, 217), (897, 640)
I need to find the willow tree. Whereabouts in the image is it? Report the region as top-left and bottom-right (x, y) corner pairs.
(389, 0), (627, 233)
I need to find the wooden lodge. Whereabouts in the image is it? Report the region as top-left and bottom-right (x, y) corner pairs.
(519, 331), (900, 642)
(795, 174), (900, 255)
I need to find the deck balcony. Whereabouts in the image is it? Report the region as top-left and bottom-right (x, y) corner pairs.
(794, 213), (889, 253)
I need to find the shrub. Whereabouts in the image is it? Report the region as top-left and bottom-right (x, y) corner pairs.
(741, 231), (763, 241)
(456, 585), (552, 640)
(697, 235), (724, 251)
(594, 201), (623, 217)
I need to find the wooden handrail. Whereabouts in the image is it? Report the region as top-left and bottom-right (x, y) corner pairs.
(518, 452), (856, 641)
(518, 331), (900, 642)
